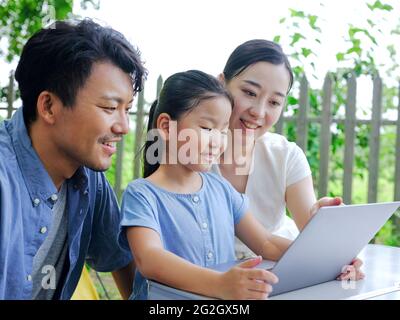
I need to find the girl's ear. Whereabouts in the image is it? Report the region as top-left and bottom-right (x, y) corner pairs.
(217, 73), (225, 84)
(156, 113), (172, 140)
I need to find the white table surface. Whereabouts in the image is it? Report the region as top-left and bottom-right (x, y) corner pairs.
(270, 244), (400, 299)
(148, 244), (400, 300)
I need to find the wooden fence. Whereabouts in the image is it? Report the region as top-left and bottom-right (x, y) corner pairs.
(2, 71), (400, 206)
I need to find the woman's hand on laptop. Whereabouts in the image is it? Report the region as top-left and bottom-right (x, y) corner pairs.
(310, 196), (343, 216)
(336, 258), (365, 281)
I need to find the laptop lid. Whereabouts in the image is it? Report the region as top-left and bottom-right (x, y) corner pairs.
(269, 201), (400, 296)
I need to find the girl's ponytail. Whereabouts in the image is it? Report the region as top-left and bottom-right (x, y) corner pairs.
(143, 99), (160, 178)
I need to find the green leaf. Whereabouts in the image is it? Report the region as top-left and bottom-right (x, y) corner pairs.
(349, 27), (377, 45)
(367, 19), (375, 27)
(301, 47), (312, 58)
(53, 0), (73, 20)
(273, 35), (281, 43)
(289, 9), (305, 18)
(309, 92), (318, 108)
(336, 52), (345, 61)
(367, 0), (393, 11)
(290, 32), (305, 46)
(292, 65), (304, 77)
(287, 96), (298, 105)
(308, 15), (317, 27)
(308, 15), (321, 31)
(348, 27), (364, 39)
(347, 46), (362, 56)
(387, 44), (396, 56)
(350, 38), (361, 48)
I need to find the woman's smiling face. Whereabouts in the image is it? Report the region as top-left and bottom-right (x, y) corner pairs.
(224, 61), (291, 141)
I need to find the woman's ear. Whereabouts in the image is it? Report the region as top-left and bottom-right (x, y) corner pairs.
(156, 113), (172, 140)
(36, 91), (60, 125)
(217, 73), (225, 84)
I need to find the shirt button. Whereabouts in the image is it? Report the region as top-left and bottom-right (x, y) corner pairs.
(50, 194), (58, 202)
(192, 196), (200, 203)
(27, 275), (32, 282)
(33, 198), (40, 206)
(207, 251), (213, 259)
(202, 222), (208, 230)
(40, 227), (47, 234)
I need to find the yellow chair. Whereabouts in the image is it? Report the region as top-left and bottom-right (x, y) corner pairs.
(71, 267), (100, 300)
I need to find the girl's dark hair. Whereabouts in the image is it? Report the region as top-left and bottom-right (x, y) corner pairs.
(223, 39), (294, 93)
(143, 70), (233, 178)
(15, 19), (147, 128)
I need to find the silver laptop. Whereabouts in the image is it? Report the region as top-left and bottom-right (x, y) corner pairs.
(267, 201), (400, 296)
(199, 201), (400, 296)
(148, 201), (400, 299)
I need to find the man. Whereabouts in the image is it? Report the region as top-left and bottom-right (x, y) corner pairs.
(0, 19), (146, 299)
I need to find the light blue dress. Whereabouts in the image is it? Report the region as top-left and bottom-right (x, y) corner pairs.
(119, 172), (249, 299)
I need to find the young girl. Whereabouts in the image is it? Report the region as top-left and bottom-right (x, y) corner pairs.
(119, 70), (361, 300)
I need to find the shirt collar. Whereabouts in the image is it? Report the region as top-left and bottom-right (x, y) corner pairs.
(7, 108), (89, 206)
(69, 166), (89, 194)
(7, 108), (58, 206)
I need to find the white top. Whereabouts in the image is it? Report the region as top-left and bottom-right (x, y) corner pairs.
(213, 132), (312, 256)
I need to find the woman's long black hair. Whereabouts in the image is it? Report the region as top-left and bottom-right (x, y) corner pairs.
(223, 39), (294, 93)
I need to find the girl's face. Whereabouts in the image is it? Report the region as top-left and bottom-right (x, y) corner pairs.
(224, 61), (290, 141)
(174, 96), (232, 172)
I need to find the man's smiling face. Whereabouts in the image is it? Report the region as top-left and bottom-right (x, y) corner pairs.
(52, 61), (134, 172)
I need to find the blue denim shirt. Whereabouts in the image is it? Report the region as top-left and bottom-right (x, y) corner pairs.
(0, 108), (132, 299)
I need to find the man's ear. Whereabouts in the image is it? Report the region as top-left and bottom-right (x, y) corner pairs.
(36, 91), (60, 125)
(156, 113), (172, 141)
(217, 73), (225, 84)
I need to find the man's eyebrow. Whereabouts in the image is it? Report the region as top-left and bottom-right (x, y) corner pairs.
(100, 95), (134, 104)
(242, 80), (286, 98)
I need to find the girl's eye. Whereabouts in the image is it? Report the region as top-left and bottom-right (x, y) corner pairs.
(243, 89), (256, 97)
(200, 126), (212, 131)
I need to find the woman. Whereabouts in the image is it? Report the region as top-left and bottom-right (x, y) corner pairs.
(216, 39), (345, 259)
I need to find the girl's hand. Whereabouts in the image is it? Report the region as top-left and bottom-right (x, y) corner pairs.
(217, 256), (278, 300)
(336, 258), (365, 281)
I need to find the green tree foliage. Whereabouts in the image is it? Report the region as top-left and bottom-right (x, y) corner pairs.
(273, 1), (400, 245)
(0, 0), (100, 62)
(0, 0), (100, 118)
